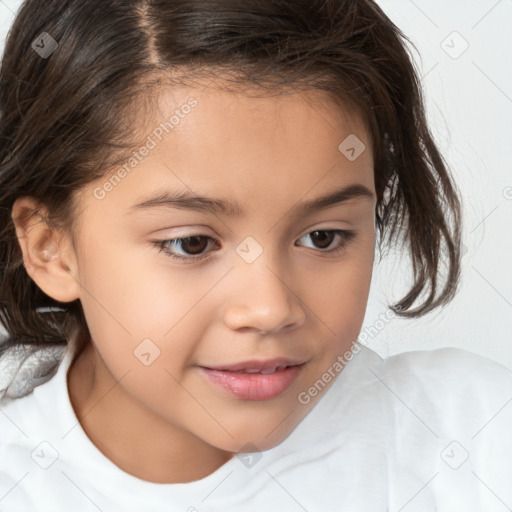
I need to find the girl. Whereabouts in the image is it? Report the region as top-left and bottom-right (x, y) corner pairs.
(0, 1), (511, 511)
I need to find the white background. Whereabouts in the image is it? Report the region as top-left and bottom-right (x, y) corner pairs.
(0, 0), (511, 368)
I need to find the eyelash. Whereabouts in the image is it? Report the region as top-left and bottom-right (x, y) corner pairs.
(151, 229), (357, 263)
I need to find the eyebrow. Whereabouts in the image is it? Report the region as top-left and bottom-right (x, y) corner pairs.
(129, 183), (374, 218)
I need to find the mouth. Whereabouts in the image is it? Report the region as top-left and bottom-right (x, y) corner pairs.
(204, 357), (307, 373)
(220, 365), (293, 374)
(199, 359), (307, 401)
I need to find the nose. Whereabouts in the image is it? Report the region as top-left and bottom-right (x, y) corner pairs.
(222, 257), (306, 335)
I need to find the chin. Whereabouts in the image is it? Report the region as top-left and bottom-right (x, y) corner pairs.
(207, 422), (297, 455)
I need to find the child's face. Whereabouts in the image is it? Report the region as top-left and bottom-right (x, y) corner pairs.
(68, 84), (376, 458)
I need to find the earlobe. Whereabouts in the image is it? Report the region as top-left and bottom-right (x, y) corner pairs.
(11, 196), (81, 303)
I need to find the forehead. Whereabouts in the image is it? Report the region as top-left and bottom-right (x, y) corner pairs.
(75, 83), (374, 226)
(142, 82), (372, 177)
(150, 81), (369, 142)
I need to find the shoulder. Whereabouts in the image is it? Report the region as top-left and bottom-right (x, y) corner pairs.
(361, 345), (512, 507)
(368, 345), (512, 414)
(366, 345), (512, 478)
(0, 343), (67, 452)
(380, 344), (512, 377)
(343, 343), (512, 437)
(377, 345), (512, 399)
(0, 345), (68, 502)
(337, 342), (512, 394)
(0, 343), (66, 403)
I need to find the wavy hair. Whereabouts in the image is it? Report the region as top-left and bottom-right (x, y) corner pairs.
(0, 0), (461, 368)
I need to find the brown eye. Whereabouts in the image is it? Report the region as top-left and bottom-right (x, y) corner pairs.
(296, 229), (356, 254)
(175, 236), (210, 255)
(153, 235), (219, 262)
(309, 230), (335, 249)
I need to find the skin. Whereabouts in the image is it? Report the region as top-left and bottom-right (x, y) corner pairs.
(11, 83), (376, 484)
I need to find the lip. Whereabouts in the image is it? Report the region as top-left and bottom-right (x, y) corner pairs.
(205, 357), (306, 373)
(199, 360), (306, 401)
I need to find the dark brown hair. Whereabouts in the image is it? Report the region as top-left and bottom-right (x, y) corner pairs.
(0, 0), (462, 360)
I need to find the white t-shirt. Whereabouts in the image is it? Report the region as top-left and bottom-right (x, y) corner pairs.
(1, 338), (511, 512)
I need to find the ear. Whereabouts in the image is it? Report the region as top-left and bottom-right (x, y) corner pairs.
(11, 196), (81, 303)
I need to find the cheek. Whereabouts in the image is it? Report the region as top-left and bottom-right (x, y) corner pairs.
(306, 246), (373, 326)
(304, 247), (374, 359)
(76, 240), (236, 392)
(74, 240), (199, 366)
